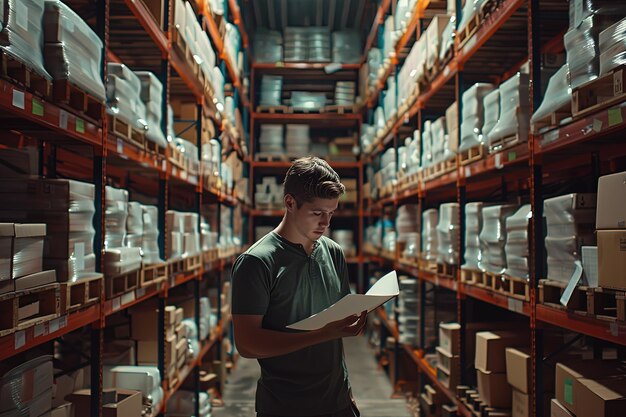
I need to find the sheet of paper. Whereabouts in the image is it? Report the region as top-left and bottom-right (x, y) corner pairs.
(287, 271), (399, 331)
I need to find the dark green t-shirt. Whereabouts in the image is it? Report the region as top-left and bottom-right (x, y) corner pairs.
(231, 232), (352, 416)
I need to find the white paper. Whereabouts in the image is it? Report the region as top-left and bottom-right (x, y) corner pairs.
(287, 271), (399, 331)
(560, 261), (583, 307)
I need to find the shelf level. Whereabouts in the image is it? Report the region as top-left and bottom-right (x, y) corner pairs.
(460, 283), (531, 316)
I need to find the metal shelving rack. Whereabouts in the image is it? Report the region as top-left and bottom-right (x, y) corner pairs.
(360, 1), (626, 416)
(0, 0), (249, 416)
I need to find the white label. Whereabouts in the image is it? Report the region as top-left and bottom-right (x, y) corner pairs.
(15, 1), (28, 31)
(59, 110), (69, 129)
(495, 153), (503, 169)
(507, 298), (524, 314)
(560, 261), (583, 307)
(34, 323), (47, 338)
(614, 71), (623, 96)
(74, 242), (85, 271)
(453, 281), (458, 291)
(14, 331), (25, 350)
(169, 276), (176, 287)
(162, 160), (167, 171)
(117, 139), (124, 154)
(136, 287), (146, 298)
(593, 119), (602, 132)
(464, 166), (471, 178)
(112, 297), (121, 312)
(59, 315), (67, 328)
(121, 291), (135, 305)
(12, 90), (25, 109)
(49, 318), (60, 333)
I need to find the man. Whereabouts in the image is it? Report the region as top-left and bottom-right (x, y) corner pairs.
(231, 157), (366, 417)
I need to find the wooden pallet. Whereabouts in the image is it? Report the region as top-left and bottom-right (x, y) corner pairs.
(254, 153), (288, 162)
(323, 105), (355, 114)
(141, 262), (167, 287)
(460, 268), (483, 284)
(105, 269), (141, 300)
(572, 64), (626, 119)
(1, 50), (52, 98)
(184, 254), (202, 271)
(531, 107), (571, 134)
(168, 258), (186, 276)
(289, 106), (326, 114)
(418, 257), (438, 273)
(487, 133), (524, 154)
(168, 143), (186, 169)
(422, 158), (456, 181)
(457, 13), (480, 50)
(60, 275), (103, 314)
(203, 248), (220, 264)
(538, 279), (588, 312)
(53, 79), (104, 123)
(437, 263), (457, 278)
(108, 114), (145, 149)
(171, 27), (199, 77)
(497, 274), (530, 301)
(145, 140), (166, 159)
(587, 287), (626, 322)
(256, 105), (289, 114)
(0, 283), (61, 337)
(460, 144), (485, 165)
(399, 255), (419, 269)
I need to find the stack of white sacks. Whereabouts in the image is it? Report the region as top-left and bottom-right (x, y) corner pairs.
(544, 194), (596, 283)
(335, 81), (356, 106)
(437, 203), (459, 265)
(504, 204), (532, 279)
(397, 39), (421, 108)
(380, 148), (397, 187)
(462, 202), (484, 271)
(107, 63), (148, 133)
(259, 76), (283, 106)
(202, 138), (221, 181)
(478, 205), (517, 274)
(383, 16), (396, 59)
(285, 124), (311, 157)
(366, 48), (383, 90)
(486, 73), (529, 152)
(382, 75), (397, 124)
(397, 205), (420, 259)
(259, 124), (284, 155)
(166, 211), (201, 260)
(136, 72), (168, 148)
(141, 205), (163, 264)
(219, 205), (239, 250)
(397, 276), (419, 346)
(599, 17), (626, 75)
(430, 116), (447, 166)
(174, 137), (199, 174)
(167, 391), (212, 417)
(421, 120), (433, 169)
(459, 83), (495, 154)
(422, 209), (439, 262)
(332, 30), (361, 64)
(104, 186), (142, 278)
(425, 15), (451, 71)
(253, 28), (283, 63)
(43, 1), (105, 103)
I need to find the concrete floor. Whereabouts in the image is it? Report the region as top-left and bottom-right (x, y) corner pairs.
(213, 336), (411, 417)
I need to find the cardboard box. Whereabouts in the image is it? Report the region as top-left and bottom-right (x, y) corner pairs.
(175, 307), (184, 326)
(165, 305), (176, 325)
(596, 171), (626, 229)
(476, 369), (511, 408)
(50, 403), (72, 417)
(176, 322), (186, 340)
(439, 322), (461, 355)
(506, 347), (531, 394)
(130, 305), (158, 341)
(14, 270), (56, 291)
(137, 336), (176, 368)
(512, 389), (530, 417)
(574, 376), (626, 417)
(67, 389), (142, 417)
(436, 346), (459, 374)
(445, 102), (459, 133)
(597, 230), (626, 290)
(551, 398), (574, 417)
(436, 364), (459, 390)
(475, 331), (527, 373)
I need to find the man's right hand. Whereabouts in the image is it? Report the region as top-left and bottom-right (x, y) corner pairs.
(320, 310), (367, 339)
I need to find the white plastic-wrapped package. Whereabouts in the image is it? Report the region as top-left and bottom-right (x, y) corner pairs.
(0, 356), (53, 415)
(481, 89), (500, 140)
(437, 203), (459, 265)
(107, 63), (147, 131)
(0, 0), (51, 80)
(457, 0), (482, 35)
(224, 23), (241, 74)
(421, 120), (433, 168)
(383, 75), (397, 123)
(599, 17), (626, 75)
(125, 202), (143, 251)
(43, 1), (105, 101)
(479, 204), (517, 274)
(259, 124), (284, 154)
(135, 71), (168, 148)
(104, 247), (141, 277)
(431, 116), (447, 164)
(254, 28), (282, 63)
(570, 0), (626, 31)
(0, 226), (10, 280)
(367, 48), (383, 88)
(332, 30), (361, 64)
(504, 204), (531, 279)
(459, 83), (495, 152)
(439, 17), (455, 63)
(259, 75), (283, 107)
(462, 202), (483, 271)
(422, 209), (439, 261)
(105, 186), (129, 249)
(383, 15), (395, 59)
(530, 64), (571, 131)
(374, 106), (386, 133)
(426, 15), (451, 70)
(397, 205), (419, 242)
(212, 66), (225, 105)
(141, 205), (162, 264)
(487, 73), (529, 151)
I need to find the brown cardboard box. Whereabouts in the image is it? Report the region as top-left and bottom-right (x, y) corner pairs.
(175, 307), (184, 326)
(597, 230), (626, 290)
(439, 322), (461, 355)
(475, 331), (527, 373)
(445, 102), (458, 133)
(67, 389), (142, 417)
(130, 306), (158, 341)
(574, 376), (626, 417)
(512, 389), (530, 417)
(436, 364), (459, 390)
(14, 270), (56, 291)
(476, 369), (512, 408)
(165, 305), (176, 326)
(506, 347), (531, 394)
(176, 322), (186, 340)
(551, 398), (574, 417)
(596, 171), (626, 229)
(555, 361), (626, 414)
(436, 346), (460, 374)
(137, 336), (176, 368)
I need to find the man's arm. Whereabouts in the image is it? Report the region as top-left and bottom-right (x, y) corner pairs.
(233, 312), (367, 359)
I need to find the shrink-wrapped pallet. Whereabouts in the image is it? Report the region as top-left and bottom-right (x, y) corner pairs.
(141, 205), (162, 264)
(125, 202), (143, 250)
(0, 0), (51, 80)
(383, 75), (397, 123)
(599, 17), (626, 75)
(135, 71), (168, 148)
(259, 75), (283, 107)
(504, 204), (532, 279)
(459, 83), (495, 152)
(479, 205), (517, 274)
(105, 186), (128, 249)
(530, 64), (571, 132)
(439, 17), (455, 63)
(422, 209), (439, 262)
(0, 356), (53, 416)
(104, 247), (141, 277)
(431, 116), (447, 164)
(332, 30), (361, 64)
(481, 89), (500, 140)
(437, 203), (460, 265)
(462, 202), (484, 271)
(421, 120), (433, 169)
(254, 28), (282, 63)
(43, 0), (105, 101)
(426, 15), (451, 71)
(106, 63), (147, 132)
(486, 73), (529, 152)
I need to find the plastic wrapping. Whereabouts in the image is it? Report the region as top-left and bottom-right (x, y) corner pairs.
(421, 120), (433, 168)
(42, 1), (105, 101)
(0, 0), (51, 80)
(598, 17), (626, 75)
(431, 116), (447, 163)
(383, 75), (397, 123)
(285, 124), (310, 156)
(259, 75), (283, 106)
(504, 204), (532, 279)
(487, 73), (529, 151)
(0, 232), (10, 280)
(224, 23), (241, 74)
(570, 0), (626, 30)
(383, 15), (395, 59)
(105, 186), (129, 249)
(12, 229), (44, 279)
(422, 209), (439, 261)
(436, 203), (460, 265)
(0, 355), (53, 414)
(462, 202), (484, 271)
(397, 205), (419, 242)
(426, 15), (451, 70)
(459, 83), (495, 152)
(482, 89), (500, 140)
(254, 28), (282, 63)
(531, 64), (571, 130)
(135, 71), (167, 148)
(332, 30), (361, 64)
(478, 204), (517, 274)
(211, 66), (224, 105)
(457, 0), (482, 34)
(284, 27), (330, 62)
(290, 91), (327, 110)
(367, 48), (382, 88)
(104, 247), (141, 277)
(106, 63), (147, 131)
(439, 16), (456, 63)
(335, 81), (355, 106)
(259, 124), (284, 154)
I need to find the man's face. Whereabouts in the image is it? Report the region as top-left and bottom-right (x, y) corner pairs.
(287, 196), (339, 243)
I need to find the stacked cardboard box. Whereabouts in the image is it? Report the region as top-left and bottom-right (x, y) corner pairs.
(596, 171), (626, 290)
(437, 323), (460, 390)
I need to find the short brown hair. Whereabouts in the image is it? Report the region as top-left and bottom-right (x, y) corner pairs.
(284, 157), (345, 206)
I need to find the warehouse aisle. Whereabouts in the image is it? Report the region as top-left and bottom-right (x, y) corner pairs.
(214, 336), (411, 417)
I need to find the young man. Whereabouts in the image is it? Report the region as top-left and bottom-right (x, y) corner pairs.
(231, 157), (366, 417)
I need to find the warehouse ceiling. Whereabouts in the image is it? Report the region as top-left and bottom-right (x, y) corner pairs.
(244, 0), (375, 32)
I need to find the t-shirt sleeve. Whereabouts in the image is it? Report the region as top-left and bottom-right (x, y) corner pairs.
(231, 253), (272, 315)
(331, 244), (351, 297)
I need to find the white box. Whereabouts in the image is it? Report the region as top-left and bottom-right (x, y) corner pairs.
(596, 171), (626, 229)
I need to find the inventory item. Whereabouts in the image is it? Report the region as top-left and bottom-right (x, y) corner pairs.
(422, 209), (439, 262)
(437, 203), (460, 265)
(459, 83), (495, 152)
(479, 204), (518, 274)
(462, 202), (484, 271)
(486, 73), (529, 152)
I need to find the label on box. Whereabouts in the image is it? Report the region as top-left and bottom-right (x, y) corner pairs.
(50, 318), (60, 333)
(465, 166), (471, 178)
(593, 119), (602, 132)
(76, 118), (85, 133)
(59, 315), (67, 328)
(508, 298), (524, 313)
(12, 90), (25, 109)
(614, 70), (623, 96)
(162, 160), (167, 171)
(34, 323), (47, 338)
(564, 378), (573, 405)
(112, 297), (121, 312)
(608, 108), (623, 127)
(16, 1), (28, 31)
(14, 331), (25, 349)
(74, 242), (85, 271)
(32, 99), (44, 116)
(495, 153), (503, 169)
(181, 170), (188, 180)
(59, 110), (69, 129)
(121, 291), (135, 306)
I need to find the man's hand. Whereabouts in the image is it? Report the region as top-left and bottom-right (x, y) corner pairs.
(320, 310), (367, 339)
